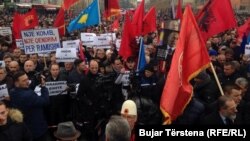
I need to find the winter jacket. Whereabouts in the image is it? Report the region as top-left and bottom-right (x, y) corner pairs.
(0, 109), (32, 141)
(9, 86), (49, 139)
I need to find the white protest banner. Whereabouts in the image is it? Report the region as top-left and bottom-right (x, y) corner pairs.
(116, 39), (121, 51)
(21, 28), (60, 54)
(16, 39), (24, 50)
(0, 61), (5, 68)
(56, 48), (77, 62)
(245, 45), (250, 55)
(0, 84), (9, 100)
(62, 39), (80, 52)
(0, 27), (12, 36)
(100, 33), (116, 42)
(45, 81), (67, 96)
(80, 33), (96, 47)
(93, 36), (111, 49)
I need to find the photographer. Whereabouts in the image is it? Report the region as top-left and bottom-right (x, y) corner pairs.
(9, 71), (50, 141)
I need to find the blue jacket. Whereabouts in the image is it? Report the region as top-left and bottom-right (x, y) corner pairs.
(9, 87), (49, 139)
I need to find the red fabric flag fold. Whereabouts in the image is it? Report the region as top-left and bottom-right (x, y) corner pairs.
(160, 5), (210, 124)
(176, 0), (183, 20)
(237, 18), (250, 39)
(119, 13), (135, 60)
(132, 0), (144, 36)
(196, 0), (237, 40)
(142, 7), (156, 35)
(112, 18), (120, 32)
(63, 0), (79, 10)
(53, 8), (65, 36)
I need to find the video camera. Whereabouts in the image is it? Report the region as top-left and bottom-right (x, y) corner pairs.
(95, 72), (116, 89)
(34, 69), (50, 84)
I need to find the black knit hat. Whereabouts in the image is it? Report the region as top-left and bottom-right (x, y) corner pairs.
(144, 64), (154, 72)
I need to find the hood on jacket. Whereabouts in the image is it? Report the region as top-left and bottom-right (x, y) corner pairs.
(8, 108), (23, 123)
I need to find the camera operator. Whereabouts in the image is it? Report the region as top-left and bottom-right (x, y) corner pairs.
(115, 57), (136, 100)
(45, 63), (69, 126)
(110, 57), (125, 113)
(9, 71), (50, 141)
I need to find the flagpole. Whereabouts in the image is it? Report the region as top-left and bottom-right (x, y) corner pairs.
(97, 0), (101, 24)
(43, 54), (47, 70)
(210, 62), (224, 95)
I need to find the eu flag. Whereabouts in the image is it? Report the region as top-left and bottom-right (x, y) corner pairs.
(67, 0), (100, 32)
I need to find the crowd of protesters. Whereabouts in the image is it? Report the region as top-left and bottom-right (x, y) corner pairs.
(0, 6), (250, 141)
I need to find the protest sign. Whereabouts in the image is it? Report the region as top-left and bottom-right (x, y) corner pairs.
(56, 48), (77, 62)
(0, 27), (12, 36)
(15, 39), (24, 50)
(62, 39), (80, 52)
(21, 28), (60, 54)
(0, 84), (9, 100)
(93, 36), (111, 49)
(116, 39), (121, 50)
(156, 45), (168, 60)
(0, 61), (5, 68)
(80, 33), (96, 47)
(100, 33), (116, 42)
(45, 81), (67, 96)
(245, 44), (250, 55)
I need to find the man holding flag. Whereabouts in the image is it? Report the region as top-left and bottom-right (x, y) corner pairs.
(160, 5), (210, 124)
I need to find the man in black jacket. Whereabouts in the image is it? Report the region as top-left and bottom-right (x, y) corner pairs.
(0, 101), (32, 141)
(200, 96), (237, 125)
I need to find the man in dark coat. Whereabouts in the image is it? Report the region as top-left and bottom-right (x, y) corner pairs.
(0, 101), (32, 141)
(9, 71), (50, 141)
(67, 59), (86, 84)
(218, 61), (240, 87)
(200, 96), (237, 125)
(77, 60), (108, 141)
(23, 60), (39, 90)
(45, 63), (68, 126)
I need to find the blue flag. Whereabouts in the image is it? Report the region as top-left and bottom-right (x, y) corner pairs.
(248, 33), (250, 44)
(67, 0), (100, 32)
(137, 37), (146, 71)
(241, 33), (250, 54)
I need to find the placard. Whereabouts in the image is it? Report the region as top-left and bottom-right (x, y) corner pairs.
(156, 45), (168, 60)
(21, 28), (60, 54)
(56, 48), (77, 62)
(45, 81), (67, 96)
(0, 27), (12, 36)
(116, 39), (121, 50)
(15, 39), (24, 50)
(93, 36), (111, 49)
(80, 33), (96, 47)
(245, 44), (250, 55)
(62, 39), (80, 52)
(0, 61), (5, 68)
(0, 84), (9, 100)
(100, 33), (116, 41)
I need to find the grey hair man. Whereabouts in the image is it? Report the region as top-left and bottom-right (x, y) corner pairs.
(105, 115), (131, 141)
